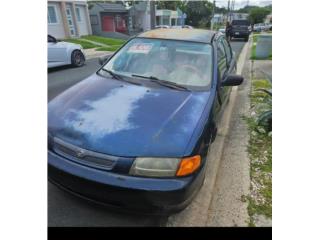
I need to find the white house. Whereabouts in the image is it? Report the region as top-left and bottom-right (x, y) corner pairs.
(48, 0), (92, 39)
(129, 1), (151, 33)
(156, 9), (185, 26)
(265, 14), (272, 24)
(212, 13), (225, 24)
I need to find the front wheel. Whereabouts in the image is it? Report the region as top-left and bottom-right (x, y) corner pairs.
(71, 50), (85, 67)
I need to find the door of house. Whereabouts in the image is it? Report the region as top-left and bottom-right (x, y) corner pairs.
(102, 16), (115, 32)
(66, 6), (76, 37)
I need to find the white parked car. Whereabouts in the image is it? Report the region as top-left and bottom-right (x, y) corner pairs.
(182, 25), (193, 29)
(253, 23), (271, 32)
(253, 23), (263, 32)
(155, 25), (170, 29)
(48, 35), (85, 68)
(218, 28), (226, 34)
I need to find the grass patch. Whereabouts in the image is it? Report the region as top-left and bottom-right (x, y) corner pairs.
(82, 35), (126, 46)
(245, 79), (272, 226)
(63, 39), (99, 49)
(268, 50), (272, 60)
(95, 46), (122, 52)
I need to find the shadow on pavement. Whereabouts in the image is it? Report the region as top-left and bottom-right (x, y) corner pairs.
(48, 64), (88, 73)
(230, 38), (248, 42)
(48, 182), (169, 227)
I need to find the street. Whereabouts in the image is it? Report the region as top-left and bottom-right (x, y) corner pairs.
(48, 41), (246, 227)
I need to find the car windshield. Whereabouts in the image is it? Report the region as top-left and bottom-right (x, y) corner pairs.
(232, 20), (250, 26)
(101, 38), (213, 89)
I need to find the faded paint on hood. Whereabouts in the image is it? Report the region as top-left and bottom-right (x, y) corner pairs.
(48, 73), (210, 157)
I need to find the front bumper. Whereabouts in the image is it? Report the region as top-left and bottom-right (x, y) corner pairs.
(231, 30), (249, 37)
(48, 151), (205, 215)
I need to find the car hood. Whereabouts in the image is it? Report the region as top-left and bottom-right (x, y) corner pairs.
(48, 73), (210, 157)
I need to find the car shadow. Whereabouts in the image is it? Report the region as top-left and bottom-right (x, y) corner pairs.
(48, 182), (169, 227)
(230, 38), (247, 42)
(48, 65), (75, 73)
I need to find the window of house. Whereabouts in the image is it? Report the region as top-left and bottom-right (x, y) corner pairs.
(76, 7), (82, 22)
(162, 16), (170, 25)
(48, 6), (58, 24)
(90, 15), (98, 25)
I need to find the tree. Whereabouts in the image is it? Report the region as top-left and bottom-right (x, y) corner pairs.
(184, 0), (213, 28)
(249, 7), (271, 24)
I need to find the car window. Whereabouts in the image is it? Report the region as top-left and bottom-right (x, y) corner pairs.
(217, 40), (227, 80)
(232, 20), (250, 26)
(103, 38), (213, 89)
(221, 37), (232, 64)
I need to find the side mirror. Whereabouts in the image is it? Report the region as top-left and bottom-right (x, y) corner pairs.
(48, 35), (57, 43)
(99, 54), (112, 65)
(221, 74), (244, 86)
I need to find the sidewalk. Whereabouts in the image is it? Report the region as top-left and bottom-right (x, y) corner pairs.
(166, 40), (251, 227)
(81, 39), (117, 60)
(207, 38), (272, 227)
(206, 41), (252, 227)
(83, 48), (114, 60)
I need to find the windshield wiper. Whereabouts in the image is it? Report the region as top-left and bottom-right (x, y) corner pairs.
(131, 74), (189, 91)
(100, 68), (141, 85)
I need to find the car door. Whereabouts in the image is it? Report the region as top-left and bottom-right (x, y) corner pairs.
(47, 35), (68, 66)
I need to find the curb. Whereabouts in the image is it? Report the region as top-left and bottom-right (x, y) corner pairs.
(84, 50), (114, 60)
(166, 40), (251, 227)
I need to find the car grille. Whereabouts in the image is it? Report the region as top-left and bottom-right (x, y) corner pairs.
(52, 137), (116, 170)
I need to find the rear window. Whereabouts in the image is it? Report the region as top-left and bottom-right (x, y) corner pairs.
(232, 20), (250, 26)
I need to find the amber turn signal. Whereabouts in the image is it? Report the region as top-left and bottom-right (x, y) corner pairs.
(176, 155), (201, 176)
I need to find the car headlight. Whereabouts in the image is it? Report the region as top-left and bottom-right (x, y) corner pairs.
(129, 155), (201, 178)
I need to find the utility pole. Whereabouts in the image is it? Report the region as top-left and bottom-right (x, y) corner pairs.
(211, 0), (215, 30)
(227, 0), (230, 22)
(149, 0), (156, 29)
(231, 0), (235, 21)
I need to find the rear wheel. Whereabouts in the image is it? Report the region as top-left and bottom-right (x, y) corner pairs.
(71, 50), (85, 67)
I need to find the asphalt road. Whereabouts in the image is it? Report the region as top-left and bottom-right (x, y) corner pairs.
(47, 40), (246, 227)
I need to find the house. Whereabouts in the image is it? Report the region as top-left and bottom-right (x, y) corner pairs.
(265, 14), (272, 24)
(212, 13), (225, 24)
(48, 0), (92, 39)
(88, 2), (130, 39)
(155, 8), (186, 26)
(128, 1), (152, 35)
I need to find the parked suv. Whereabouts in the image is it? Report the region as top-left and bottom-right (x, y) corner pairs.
(230, 20), (250, 41)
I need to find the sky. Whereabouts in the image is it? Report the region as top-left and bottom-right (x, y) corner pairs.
(212, 0), (272, 10)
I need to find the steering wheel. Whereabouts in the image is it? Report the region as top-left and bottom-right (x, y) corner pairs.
(178, 64), (202, 76)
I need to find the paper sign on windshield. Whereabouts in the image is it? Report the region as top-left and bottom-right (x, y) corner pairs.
(128, 43), (153, 54)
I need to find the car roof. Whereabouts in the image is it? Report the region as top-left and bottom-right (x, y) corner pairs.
(137, 29), (219, 44)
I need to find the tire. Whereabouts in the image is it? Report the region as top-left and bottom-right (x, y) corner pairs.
(244, 36), (249, 42)
(71, 50), (85, 67)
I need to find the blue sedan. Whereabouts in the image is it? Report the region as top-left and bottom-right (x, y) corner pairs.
(48, 29), (243, 214)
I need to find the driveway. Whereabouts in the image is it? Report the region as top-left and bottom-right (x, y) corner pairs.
(47, 41), (246, 227)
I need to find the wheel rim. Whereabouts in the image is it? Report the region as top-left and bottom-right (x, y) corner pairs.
(74, 52), (82, 65)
